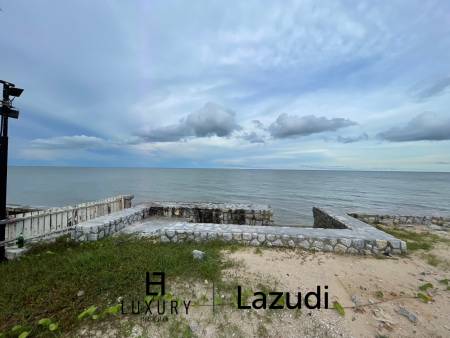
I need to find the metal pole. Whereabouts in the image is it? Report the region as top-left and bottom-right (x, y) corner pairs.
(0, 84), (9, 261)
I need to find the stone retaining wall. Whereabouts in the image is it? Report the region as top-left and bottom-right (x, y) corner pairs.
(313, 207), (348, 229)
(71, 206), (149, 242)
(70, 201), (274, 242)
(154, 222), (407, 255)
(146, 201), (273, 226)
(349, 213), (450, 229)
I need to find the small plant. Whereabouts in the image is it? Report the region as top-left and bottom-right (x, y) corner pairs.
(49, 323), (59, 332)
(37, 318), (52, 327)
(333, 301), (345, 316)
(438, 278), (449, 285)
(11, 325), (25, 334)
(38, 317), (59, 333)
(418, 283), (433, 291)
(16, 233), (25, 248)
(10, 325), (31, 338)
(77, 305), (97, 320)
(375, 290), (384, 299)
(103, 304), (121, 316)
(417, 292), (432, 303)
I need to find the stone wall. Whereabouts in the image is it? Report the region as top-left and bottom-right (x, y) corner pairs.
(313, 207), (348, 229)
(71, 206), (149, 242)
(154, 222), (407, 255)
(146, 201), (273, 226)
(71, 204), (407, 255)
(71, 202), (274, 242)
(349, 213), (450, 229)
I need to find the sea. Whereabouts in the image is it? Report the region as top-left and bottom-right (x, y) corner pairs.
(7, 167), (450, 226)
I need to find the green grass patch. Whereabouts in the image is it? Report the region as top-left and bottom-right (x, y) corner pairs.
(0, 235), (236, 335)
(375, 225), (450, 252)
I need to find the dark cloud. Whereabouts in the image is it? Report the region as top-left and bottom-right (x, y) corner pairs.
(138, 124), (190, 142)
(252, 120), (266, 130)
(337, 132), (369, 143)
(378, 112), (450, 142)
(268, 114), (357, 139)
(414, 76), (450, 99)
(139, 102), (241, 142)
(241, 131), (266, 143)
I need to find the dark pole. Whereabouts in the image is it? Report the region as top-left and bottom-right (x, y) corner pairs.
(0, 81), (23, 261)
(0, 84), (9, 261)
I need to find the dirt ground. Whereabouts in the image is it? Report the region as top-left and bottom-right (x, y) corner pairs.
(223, 242), (450, 338)
(76, 227), (450, 338)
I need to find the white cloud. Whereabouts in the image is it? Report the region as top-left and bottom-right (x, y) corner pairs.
(31, 135), (108, 150)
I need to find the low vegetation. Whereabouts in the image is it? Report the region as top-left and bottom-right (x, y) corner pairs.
(0, 235), (235, 336)
(375, 224), (450, 252)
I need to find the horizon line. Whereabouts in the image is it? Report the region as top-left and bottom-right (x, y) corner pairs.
(8, 164), (450, 174)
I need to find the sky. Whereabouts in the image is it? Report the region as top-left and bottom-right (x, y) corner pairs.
(1, 0), (450, 171)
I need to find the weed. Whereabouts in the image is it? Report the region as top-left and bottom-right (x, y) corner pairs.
(375, 291), (384, 299)
(375, 225), (450, 252)
(418, 283), (433, 292)
(332, 301), (345, 316)
(254, 247), (263, 255)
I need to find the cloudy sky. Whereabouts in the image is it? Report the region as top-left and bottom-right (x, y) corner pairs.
(1, 0), (450, 171)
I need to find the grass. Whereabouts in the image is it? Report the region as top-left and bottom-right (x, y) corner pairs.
(168, 319), (195, 338)
(421, 253), (450, 269)
(375, 224), (450, 252)
(256, 323), (269, 337)
(0, 235), (236, 336)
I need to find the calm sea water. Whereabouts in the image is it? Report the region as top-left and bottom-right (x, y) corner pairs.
(7, 167), (450, 226)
